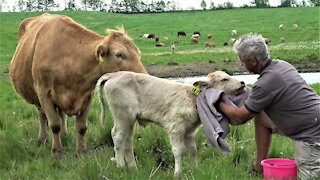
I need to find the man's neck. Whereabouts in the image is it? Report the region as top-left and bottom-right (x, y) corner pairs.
(259, 59), (272, 74)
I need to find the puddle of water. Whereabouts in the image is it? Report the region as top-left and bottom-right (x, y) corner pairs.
(169, 72), (320, 85)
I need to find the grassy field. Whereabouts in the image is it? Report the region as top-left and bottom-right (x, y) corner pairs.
(0, 7), (319, 75)
(0, 7), (319, 179)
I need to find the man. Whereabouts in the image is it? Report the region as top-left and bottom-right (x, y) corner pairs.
(219, 33), (320, 179)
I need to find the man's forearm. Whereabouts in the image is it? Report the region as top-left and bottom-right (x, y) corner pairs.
(219, 102), (253, 124)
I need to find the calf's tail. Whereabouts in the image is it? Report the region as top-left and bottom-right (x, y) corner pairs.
(96, 74), (111, 128)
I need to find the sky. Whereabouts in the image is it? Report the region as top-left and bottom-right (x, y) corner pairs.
(1, 0), (285, 12)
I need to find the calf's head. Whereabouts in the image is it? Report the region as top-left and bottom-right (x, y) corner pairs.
(95, 27), (147, 74)
(194, 71), (245, 95)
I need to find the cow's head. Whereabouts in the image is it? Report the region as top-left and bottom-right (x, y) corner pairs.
(193, 71), (245, 95)
(95, 26), (147, 74)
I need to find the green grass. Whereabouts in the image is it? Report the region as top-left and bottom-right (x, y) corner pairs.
(0, 7), (319, 74)
(0, 8), (319, 179)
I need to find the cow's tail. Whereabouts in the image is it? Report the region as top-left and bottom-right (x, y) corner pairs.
(96, 74), (112, 128)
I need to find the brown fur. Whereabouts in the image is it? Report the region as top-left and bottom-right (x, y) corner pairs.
(10, 13), (147, 158)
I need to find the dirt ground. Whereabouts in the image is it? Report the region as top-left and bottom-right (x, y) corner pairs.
(146, 60), (320, 78)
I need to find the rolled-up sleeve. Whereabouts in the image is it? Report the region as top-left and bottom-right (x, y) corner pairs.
(245, 85), (276, 113)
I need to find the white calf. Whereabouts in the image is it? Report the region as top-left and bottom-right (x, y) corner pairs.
(96, 71), (245, 178)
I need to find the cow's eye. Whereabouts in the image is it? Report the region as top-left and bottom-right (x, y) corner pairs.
(115, 53), (125, 59)
(221, 78), (229, 82)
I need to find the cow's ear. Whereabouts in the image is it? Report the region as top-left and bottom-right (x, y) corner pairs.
(95, 44), (108, 63)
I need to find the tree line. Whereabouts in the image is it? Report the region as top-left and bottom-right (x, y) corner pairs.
(0, 0), (319, 13)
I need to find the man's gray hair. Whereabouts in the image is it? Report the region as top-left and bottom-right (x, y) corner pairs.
(233, 33), (269, 63)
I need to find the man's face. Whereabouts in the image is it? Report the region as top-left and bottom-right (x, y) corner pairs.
(238, 54), (258, 74)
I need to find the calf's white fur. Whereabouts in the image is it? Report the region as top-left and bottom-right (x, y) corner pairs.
(96, 71), (245, 177)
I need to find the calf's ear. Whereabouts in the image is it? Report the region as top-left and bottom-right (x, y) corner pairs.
(193, 81), (209, 89)
(95, 44), (109, 63)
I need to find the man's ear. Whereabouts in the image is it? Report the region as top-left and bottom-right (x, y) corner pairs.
(95, 44), (108, 63)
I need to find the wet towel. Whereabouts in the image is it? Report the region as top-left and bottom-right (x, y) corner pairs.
(196, 88), (251, 154)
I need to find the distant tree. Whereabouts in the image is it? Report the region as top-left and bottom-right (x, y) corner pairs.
(209, 1), (215, 9)
(200, 0), (207, 10)
(66, 0), (77, 10)
(25, 0), (37, 11)
(251, 0), (269, 8)
(154, 0), (166, 12)
(108, 0), (118, 12)
(167, 0), (177, 11)
(216, 1), (233, 9)
(87, 0), (105, 10)
(279, 0), (296, 7)
(0, 0), (5, 12)
(309, 0), (320, 6)
(17, 0), (25, 11)
(224, 1), (233, 9)
(81, 0), (88, 10)
(42, 0), (57, 11)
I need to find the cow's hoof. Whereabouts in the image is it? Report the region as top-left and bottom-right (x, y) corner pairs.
(37, 138), (47, 146)
(52, 148), (63, 159)
(76, 147), (87, 156)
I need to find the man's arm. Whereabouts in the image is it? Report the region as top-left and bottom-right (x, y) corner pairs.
(219, 102), (256, 124)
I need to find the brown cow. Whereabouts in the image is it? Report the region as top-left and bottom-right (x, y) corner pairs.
(9, 13), (147, 158)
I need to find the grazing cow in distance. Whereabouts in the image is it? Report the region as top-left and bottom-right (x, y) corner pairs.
(96, 71), (246, 178)
(191, 37), (199, 44)
(204, 42), (215, 48)
(191, 34), (200, 39)
(155, 42), (166, 47)
(155, 36), (160, 42)
(231, 29), (237, 36)
(193, 31), (201, 36)
(147, 33), (155, 38)
(229, 38), (236, 44)
(170, 43), (176, 52)
(279, 24), (285, 30)
(140, 34), (149, 38)
(264, 38), (272, 45)
(293, 24), (299, 30)
(207, 34), (213, 39)
(280, 37), (285, 43)
(9, 13), (147, 159)
(177, 31), (186, 36)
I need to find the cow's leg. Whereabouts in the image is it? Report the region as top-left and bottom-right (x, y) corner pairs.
(184, 133), (198, 167)
(111, 124), (126, 168)
(37, 90), (63, 158)
(58, 108), (68, 135)
(75, 95), (93, 155)
(37, 107), (48, 145)
(124, 123), (137, 170)
(168, 132), (186, 178)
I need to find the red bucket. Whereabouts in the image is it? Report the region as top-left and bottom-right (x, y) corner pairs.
(261, 158), (297, 180)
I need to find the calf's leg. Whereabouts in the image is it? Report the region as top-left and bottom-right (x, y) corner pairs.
(184, 133), (198, 167)
(111, 124), (126, 168)
(168, 132), (186, 178)
(124, 123), (137, 170)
